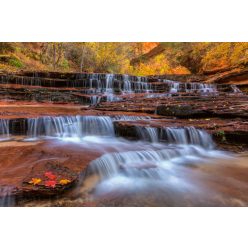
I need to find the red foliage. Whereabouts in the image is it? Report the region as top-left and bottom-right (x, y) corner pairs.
(45, 180), (56, 188)
(44, 171), (56, 180)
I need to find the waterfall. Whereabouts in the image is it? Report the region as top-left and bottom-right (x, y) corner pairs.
(122, 75), (152, 94)
(0, 119), (10, 140)
(0, 186), (15, 207)
(80, 116), (115, 137)
(122, 74), (132, 93)
(231, 85), (242, 93)
(27, 116), (81, 138)
(135, 77), (151, 92)
(197, 83), (217, 94)
(105, 74), (114, 91)
(27, 115), (115, 139)
(88, 144), (221, 180)
(162, 127), (214, 149)
(161, 79), (217, 94)
(0, 73), (153, 104)
(90, 95), (101, 105)
(1, 115), (215, 150)
(170, 82), (180, 93)
(136, 126), (214, 149)
(136, 126), (159, 143)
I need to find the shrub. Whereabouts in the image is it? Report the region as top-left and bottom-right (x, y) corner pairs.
(9, 56), (23, 68)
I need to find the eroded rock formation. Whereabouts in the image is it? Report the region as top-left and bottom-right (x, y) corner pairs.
(0, 70), (247, 206)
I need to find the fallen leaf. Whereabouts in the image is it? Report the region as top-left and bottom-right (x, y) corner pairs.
(29, 178), (42, 185)
(45, 180), (56, 188)
(59, 179), (71, 185)
(44, 171), (56, 180)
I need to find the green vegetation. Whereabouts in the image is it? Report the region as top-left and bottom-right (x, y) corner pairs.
(9, 56), (23, 68)
(216, 130), (226, 142)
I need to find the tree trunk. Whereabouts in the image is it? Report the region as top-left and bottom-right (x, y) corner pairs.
(53, 43), (56, 70)
(80, 46), (86, 72)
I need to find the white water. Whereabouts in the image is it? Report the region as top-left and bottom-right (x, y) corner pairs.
(0, 114), (234, 206)
(160, 79), (217, 94)
(0, 119), (10, 141)
(26, 115), (115, 139)
(78, 123), (225, 200)
(136, 126), (159, 143)
(231, 85), (242, 93)
(86, 74), (153, 104)
(0, 73), (152, 104)
(90, 95), (101, 105)
(88, 145), (227, 180)
(136, 126), (214, 148)
(162, 127), (214, 149)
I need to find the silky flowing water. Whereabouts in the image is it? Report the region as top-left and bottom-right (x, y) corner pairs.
(19, 136), (248, 207)
(0, 115), (245, 206)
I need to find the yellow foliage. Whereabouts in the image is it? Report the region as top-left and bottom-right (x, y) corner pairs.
(59, 179), (71, 185)
(1, 42), (247, 75)
(29, 178), (42, 185)
(201, 42), (248, 71)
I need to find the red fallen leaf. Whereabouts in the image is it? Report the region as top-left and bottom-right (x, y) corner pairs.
(45, 180), (56, 188)
(44, 171), (56, 180)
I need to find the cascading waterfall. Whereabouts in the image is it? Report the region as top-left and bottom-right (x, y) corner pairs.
(160, 79), (217, 94)
(27, 115), (115, 139)
(0, 115), (215, 151)
(0, 119), (10, 140)
(136, 126), (159, 143)
(1, 115), (214, 148)
(0, 113), (231, 206)
(170, 82), (180, 93)
(85, 74), (153, 103)
(90, 95), (101, 105)
(122, 74), (132, 93)
(135, 76), (151, 93)
(88, 143), (224, 181)
(80, 116), (115, 137)
(85, 124), (225, 200)
(136, 126), (214, 149)
(197, 83), (217, 94)
(86, 125), (216, 179)
(27, 116), (81, 139)
(162, 127), (214, 149)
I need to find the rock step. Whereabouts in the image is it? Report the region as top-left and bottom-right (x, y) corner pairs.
(0, 86), (85, 104)
(16, 71), (148, 82)
(95, 93), (248, 119)
(1, 116), (248, 148)
(113, 118), (248, 147)
(0, 75), (147, 88)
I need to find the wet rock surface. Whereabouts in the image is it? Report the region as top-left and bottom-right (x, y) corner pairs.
(114, 118), (248, 152)
(0, 139), (104, 203)
(0, 71), (247, 206)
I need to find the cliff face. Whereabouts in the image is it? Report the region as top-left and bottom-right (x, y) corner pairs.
(131, 42), (248, 75)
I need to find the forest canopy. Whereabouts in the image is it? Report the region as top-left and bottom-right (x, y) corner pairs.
(0, 42), (247, 75)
